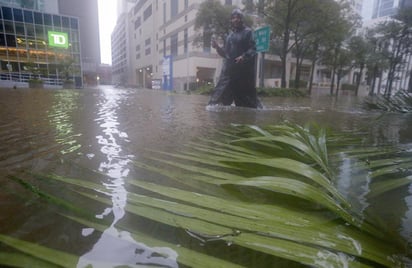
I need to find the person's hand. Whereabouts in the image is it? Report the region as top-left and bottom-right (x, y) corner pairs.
(234, 55), (244, 63)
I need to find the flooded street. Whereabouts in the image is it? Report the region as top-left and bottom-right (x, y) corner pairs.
(1, 86), (412, 267)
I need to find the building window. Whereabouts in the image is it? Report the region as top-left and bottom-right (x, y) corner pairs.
(0, 34), (6, 46)
(53, 15), (61, 27)
(34, 12), (42, 24)
(2, 7), (12, 20)
(171, 0), (178, 18)
(203, 29), (211, 53)
(184, 29), (188, 53)
(6, 34), (16, 47)
(13, 8), (23, 22)
(3, 21), (14, 34)
(225, 0), (232, 5)
(43, 14), (52, 26)
(145, 47), (151, 55)
(135, 17), (141, 29)
(26, 24), (35, 37)
(143, 4), (152, 21)
(70, 18), (78, 29)
(23, 10), (33, 23)
(163, 2), (166, 24)
(170, 33), (178, 56)
(163, 39), (166, 56)
(15, 23), (24, 35)
(145, 38), (151, 46)
(185, 0), (188, 9)
(62, 16), (70, 28)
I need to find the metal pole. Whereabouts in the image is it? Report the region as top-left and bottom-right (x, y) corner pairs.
(259, 52), (265, 88)
(143, 68), (146, 88)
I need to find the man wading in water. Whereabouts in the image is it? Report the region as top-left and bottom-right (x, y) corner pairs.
(207, 9), (261, 108)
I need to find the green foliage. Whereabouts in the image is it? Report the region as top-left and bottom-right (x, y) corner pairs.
(58, 57), (78, 82)
(2, 122), (411, 267)
(192, 84), (214, 95)
(372, 7), (412, 96)
(363, 90), (412, 112)
(24, 61), (46, 78)
(28, 78), (44, 88)
(264, 0), (358, 88)
(288, 80), (307, 89)
(257, 87), (307, 97)
(194, 0), (233, 46)
(341, 83), (356, 91)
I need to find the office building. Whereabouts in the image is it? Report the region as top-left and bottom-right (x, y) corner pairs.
(58, 0), (100, 86)
(372, 0), (397, 18)
(0, 0), (100, 88)
(370, 0), (412, 18)
(0, 0), (58, 13)
(111, 0), (244, 89)
(0, 3), (82, 87)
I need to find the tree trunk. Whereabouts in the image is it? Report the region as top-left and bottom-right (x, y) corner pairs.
(308, 58), (316, 95)
(330, 68), (336, 95)
(355, 63), (364, 96)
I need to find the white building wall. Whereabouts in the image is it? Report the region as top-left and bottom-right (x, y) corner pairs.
(124, 0), (245, 91)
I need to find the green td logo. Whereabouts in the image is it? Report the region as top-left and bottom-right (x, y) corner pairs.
(48, 31), (69, 49)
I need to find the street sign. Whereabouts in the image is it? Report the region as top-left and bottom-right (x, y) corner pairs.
(254, 26), (270, 52)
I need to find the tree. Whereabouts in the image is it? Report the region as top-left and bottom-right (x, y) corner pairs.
(264, 0), (302, 88)
(305, 0), (348, 94)
(361, 30), (390, 96)
(193, 0), (233, 48)
(264, 0), (358, 89)
(242, 0), (255, 14)
(373, 8), (412, 96)
(58, 57), (77, 82)
(348, 35), (373, 95)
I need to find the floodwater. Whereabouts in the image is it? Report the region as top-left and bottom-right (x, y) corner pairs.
(0, 86), (411, 267)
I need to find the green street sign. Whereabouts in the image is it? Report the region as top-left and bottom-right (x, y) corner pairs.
(48, 31), (69, 49)
(254, 26), (270, 52)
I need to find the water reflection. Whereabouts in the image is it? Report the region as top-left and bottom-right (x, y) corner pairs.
(1, 87), (411, 266)
(48, 90), (82, 155)
(77, 88), (178, 267)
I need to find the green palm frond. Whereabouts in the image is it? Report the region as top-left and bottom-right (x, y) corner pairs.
(363, 90), (412, 113)
(2, 122), (411, 267)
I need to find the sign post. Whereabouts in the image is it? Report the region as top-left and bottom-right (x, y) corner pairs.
(254, 26), (270, 88)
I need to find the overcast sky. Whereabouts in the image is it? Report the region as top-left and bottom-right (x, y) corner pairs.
(98, 0), (117, 65)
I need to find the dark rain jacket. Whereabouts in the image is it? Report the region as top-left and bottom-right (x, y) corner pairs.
(208, 25), (259, 108)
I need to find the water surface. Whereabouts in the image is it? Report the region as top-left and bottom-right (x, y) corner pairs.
(0, 86), (411, 267)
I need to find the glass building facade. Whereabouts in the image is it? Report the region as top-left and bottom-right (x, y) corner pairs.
(0, 4), (81, 86)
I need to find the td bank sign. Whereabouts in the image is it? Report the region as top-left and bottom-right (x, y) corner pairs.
(48, 31), (69, 49)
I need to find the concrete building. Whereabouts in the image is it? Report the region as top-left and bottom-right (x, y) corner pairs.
(0, 0), (101, 88)
(0, 0), (58, 13)
(372, 0), (412, 18)
(111, 0), (246, 90)
(58, 0), (100, 86)
(0, 2), (82, 87)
